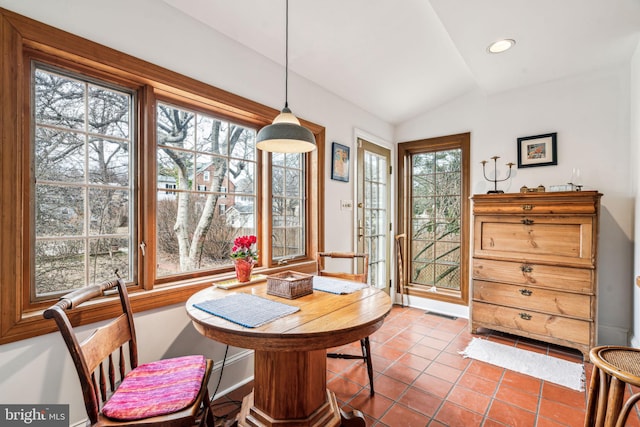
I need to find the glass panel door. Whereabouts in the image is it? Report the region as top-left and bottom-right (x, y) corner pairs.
(357, 138), (391, 291)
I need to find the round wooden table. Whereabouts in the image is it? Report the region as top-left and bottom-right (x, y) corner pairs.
(186, 281), (392, 427)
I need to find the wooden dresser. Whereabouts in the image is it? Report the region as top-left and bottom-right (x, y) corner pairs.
(470, 191), (602, 359)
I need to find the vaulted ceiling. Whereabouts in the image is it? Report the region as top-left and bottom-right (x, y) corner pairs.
(165, 0), (640, 124)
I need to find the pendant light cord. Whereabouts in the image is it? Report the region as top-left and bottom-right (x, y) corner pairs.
(284, 0), (289, 109)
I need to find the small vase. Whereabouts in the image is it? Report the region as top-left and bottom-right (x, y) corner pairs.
(234, 258), (254, 282)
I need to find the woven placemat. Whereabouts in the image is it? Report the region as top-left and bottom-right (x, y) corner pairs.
(193, 293), (299, 328)
(313, 276), (367, 294)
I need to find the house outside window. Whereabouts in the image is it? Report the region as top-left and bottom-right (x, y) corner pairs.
(156, 102), (257, 277)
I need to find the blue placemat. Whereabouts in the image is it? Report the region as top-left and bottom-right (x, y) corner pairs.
(313, 276), (367, 294)
(193, 293), (299, 328)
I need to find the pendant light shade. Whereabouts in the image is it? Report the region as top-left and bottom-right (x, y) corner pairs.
(256, 0), (316, 153)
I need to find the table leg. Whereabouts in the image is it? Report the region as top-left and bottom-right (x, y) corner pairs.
(237, 349), (350, 427)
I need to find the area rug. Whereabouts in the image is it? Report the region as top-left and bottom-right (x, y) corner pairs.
(460, 337), (585, 391)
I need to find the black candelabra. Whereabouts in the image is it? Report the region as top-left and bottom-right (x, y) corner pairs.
(481, 156), (514, 194)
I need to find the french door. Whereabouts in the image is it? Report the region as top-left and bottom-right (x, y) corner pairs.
(397, 133), (470, 305)
(356, 138), (391, 292)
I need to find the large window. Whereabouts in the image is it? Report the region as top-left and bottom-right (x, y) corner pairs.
(156, 102), (257, 277)
(397, 133), (470, 305)
(0, 9), (324, 344)
(33, 66), (135, 298)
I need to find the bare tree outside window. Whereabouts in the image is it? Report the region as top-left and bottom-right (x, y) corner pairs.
(33, 66), (133, 297)
(410, 149), (462, 291)
(155, 103), (257, 276)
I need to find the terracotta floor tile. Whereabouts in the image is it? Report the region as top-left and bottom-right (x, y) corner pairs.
(541, 382), (586, 410)
(457, 371), (500, 396)
(500, 370), (542, 395)
(482, 419), (510, 427)
(495, 383), (540, 413)
(487, 399), (537, 427)
(434, 350), (471, 371)
(408, 342), (441, 360)
(374, 343), (406, 361)
(348, 389), (395, 420)
(413, 372), (455, 399)
(382, 361), (421, 385)
(396, 352), (432, 372)
(373, 374), (409, 401)
(424, 361), (463, 383)
(434, 401), (485, 427)
(465, 359), (506, 382)
(419, 335), (450, 351)
(538, 398), (586, 426)
(535, 416), (573, 427)
(447, 384), (492, 415)
(327, 374), (363, 402)
(380, 403), (431, 427)
(385, 335), (416, 352)
(398, 386), (443, 417)
(427, 328), (458, 343)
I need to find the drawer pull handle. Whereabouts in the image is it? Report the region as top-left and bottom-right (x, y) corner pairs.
(521, 218), (534, 225)
(520, 265), (533, 273)
(522, 204), (534, 211)
(519, 289), (532, 296)
(519, 313), (532, 320)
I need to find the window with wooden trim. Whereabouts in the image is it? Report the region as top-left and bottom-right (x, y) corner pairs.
(33, 65), (136, 298)
(0, 8), (324, 344)
(271, 153), (306, 262)
(397, 133), (470, 305)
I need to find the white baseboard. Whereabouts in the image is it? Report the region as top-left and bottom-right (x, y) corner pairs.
(209, 349), (254, 400)
(396, 294), (469, 319)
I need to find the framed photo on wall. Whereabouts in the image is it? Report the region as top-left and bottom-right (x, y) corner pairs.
(331, 142), (350, 182)
(517, 132), (558, 168)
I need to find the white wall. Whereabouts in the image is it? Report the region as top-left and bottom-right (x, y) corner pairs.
(0, 1), (392, 425)
(397, 64), (636, 346)
(631, 42), (640, 347)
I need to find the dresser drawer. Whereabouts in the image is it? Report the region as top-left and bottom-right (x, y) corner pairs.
(473, 215), (594, 267)
(472, 259), (593, 293)
(472, 192), (600, 215)
(472, 301), (591, 345)
(473, 280), (592, 319)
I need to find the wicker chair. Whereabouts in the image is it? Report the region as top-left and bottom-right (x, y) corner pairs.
(44, 277), (215, 426)
(584, 345), (640, 427)
(316, 251), (375, 396)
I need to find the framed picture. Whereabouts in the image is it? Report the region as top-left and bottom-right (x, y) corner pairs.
(331, 142), (350, 182)
(517, 132), (557, 168)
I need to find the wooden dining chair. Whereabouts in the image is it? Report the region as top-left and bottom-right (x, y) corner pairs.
(43, 277), (216, 426)
(316, 251), (375, 396)
(395, 233), (407, 307)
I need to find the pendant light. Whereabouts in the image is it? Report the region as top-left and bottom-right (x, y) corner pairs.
(256, 0), (316, 153)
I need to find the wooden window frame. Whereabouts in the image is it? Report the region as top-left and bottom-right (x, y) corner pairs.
(0, 8), (325, 344)
(396, 132), (470, 305)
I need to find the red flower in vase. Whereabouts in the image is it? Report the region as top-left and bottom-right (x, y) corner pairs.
(230, 235), (258, 262)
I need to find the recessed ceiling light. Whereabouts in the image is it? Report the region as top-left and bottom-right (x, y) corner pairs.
(487, 39), (516, 54)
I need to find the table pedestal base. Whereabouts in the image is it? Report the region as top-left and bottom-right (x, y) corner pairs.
(236, 390), (365, 427)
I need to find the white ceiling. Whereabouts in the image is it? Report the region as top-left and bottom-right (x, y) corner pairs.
(164, 0), (640, 125)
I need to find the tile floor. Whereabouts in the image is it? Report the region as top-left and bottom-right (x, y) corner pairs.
(211, 305), (640, 427)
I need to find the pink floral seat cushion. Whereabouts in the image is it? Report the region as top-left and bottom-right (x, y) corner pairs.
(102, 355), (206, 420)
